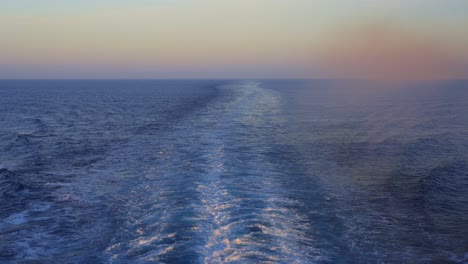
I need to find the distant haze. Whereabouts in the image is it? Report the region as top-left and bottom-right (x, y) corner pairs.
(1, 0), (467, 79)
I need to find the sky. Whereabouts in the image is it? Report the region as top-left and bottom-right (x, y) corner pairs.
(1, 0), (467, 79)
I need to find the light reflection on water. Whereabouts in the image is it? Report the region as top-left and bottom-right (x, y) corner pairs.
(0, 80), (467, 263)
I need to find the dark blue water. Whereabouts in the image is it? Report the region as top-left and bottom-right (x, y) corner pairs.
(1, 80), (467, 263)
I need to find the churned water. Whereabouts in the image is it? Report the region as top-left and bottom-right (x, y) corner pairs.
(0, 80), (467, 263)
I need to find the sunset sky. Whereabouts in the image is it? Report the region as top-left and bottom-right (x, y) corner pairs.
(1, 0), (467, 79)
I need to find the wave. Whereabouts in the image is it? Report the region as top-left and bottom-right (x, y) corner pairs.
(103, 82), (322, 263)
(0, 166), (27, 197)
(422, 161), (468, 219)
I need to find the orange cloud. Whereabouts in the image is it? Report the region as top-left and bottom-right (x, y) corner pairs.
(316, 19), (467, 80)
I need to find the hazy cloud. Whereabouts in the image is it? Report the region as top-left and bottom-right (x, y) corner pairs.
(315, 19), (468, 80)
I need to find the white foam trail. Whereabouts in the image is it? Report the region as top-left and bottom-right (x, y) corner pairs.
(190, 82), (317, 263)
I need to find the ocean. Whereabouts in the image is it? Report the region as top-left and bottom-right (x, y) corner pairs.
(1, 80), (467, 263)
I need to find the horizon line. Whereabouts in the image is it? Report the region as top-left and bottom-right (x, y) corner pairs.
(1, 78), (467, 82)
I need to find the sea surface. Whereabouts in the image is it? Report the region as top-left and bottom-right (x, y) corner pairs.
(0, 80), (467, 263)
